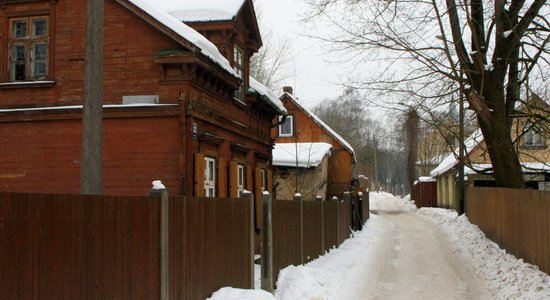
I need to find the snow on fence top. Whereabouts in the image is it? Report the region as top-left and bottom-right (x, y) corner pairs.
(273, 142), (333, 168)
(282, 92), (356, 162)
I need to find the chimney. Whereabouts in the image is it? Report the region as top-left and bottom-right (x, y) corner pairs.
(283, 86), (293, 95)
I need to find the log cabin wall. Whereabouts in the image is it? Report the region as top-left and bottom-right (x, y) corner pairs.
(0, 0), (280, 199)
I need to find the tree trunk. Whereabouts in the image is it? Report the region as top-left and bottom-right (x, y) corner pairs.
(476, 104), (525, 188)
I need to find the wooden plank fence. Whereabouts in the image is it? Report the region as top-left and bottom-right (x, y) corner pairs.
(466, 187), (550, 275)
(271, 197), (352, 282)
(412, 181), (437, 208)
(0, 192), (254, 300)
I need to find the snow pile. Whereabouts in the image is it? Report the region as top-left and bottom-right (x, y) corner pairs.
(370, 191), (416, 212)
(275, 214), (386, 300)
(418, 208), (550, 299)
(208, 287), (274, 300)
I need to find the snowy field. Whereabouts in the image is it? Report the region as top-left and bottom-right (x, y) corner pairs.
(208, 192), (550, 300)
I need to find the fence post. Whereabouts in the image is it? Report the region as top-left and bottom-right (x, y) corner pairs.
(316, 195), (325, 253)
(241, 190), (255, 288)
(294, 193), (303, 264)
(332, 196), (339, 245)
(261, 191), (273, 292)
(149, 181), (169, 300)
(344, 191), (352, 232)
(357, 192), (363, 230)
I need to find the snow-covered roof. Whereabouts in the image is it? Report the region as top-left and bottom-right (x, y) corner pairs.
(464, 162), (550, 175)
(129, 0), (238, 77)
(273, 142), (332, 168)
(430, 129), (484, 177)
(162, 0), (245, 22)
(281, 92), (356, 162)
(248, 77), (287, 114)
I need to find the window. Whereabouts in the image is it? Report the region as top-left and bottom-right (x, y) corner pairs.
(233, 45), (244, 100)
(237, 164), (245, 197)
(8, 16), (49, 81)
(204, 157), (216, 197)
(523, 123), (545, 147)
(260, 169), (267, 192)
(278, 115), (294, 137)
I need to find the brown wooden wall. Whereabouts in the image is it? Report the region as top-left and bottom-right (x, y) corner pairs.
(272, 199), (352, 281)
(169, 196), (254, 299)
(466, 187), (550, 275)
(0, 113), (181, 195)
(412, 181), (437, 208)
(0, 192), (253, 300)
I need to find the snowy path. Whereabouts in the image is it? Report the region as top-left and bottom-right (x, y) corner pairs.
(209, 192), (550, 300)
(336, 199), (491, 299)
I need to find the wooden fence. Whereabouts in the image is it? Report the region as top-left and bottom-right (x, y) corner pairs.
(412, 181), (437, 208)
(271, 198), (352, 281)
(0, 192), (253, 300)
(466, 187), (550, 274)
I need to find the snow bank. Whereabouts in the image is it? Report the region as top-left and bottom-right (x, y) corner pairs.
(207, 287), (274, 300)
(418, 208), (550, 299)
(275, 214), (386, 300)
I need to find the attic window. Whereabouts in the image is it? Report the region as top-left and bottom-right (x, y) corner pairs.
(8, 16), (49, 82)
(523, 123), (546, 148)
(279, 115), (294, 137)
(233, 45), (244, 101)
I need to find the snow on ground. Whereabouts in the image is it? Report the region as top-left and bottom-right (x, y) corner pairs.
(208, 192), (550, 300)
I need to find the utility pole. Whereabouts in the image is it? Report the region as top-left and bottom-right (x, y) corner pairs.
(458, 69), (465, 214)
(81, 0), (104, 195)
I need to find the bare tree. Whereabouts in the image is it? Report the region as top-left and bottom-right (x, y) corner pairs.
(313, 88), (408, 192)
(250, 1), (293, 90)
(305, 0), (549, 188)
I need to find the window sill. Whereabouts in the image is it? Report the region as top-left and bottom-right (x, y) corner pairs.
(0, 80), (55, 89)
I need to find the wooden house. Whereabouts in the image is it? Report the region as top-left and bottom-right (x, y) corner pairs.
(271, 87), (356, 200)
(430, 94), (550, 209)
(0, 0), (286, 227)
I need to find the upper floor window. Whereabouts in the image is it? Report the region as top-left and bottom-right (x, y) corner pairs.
(204, 157), (216, 197)
(8, 16), (49, 81)
(279, 115), (294, 137)
(523, 124), (546, 147)
(233, 45), (244, 100)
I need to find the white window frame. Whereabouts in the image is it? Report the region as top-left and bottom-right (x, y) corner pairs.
(8, 16), (49, 82)
(278, 115), (294, 137)
(260, 168), (266, 192)
(233, 45), (244, 101)
(237, 164), (245, 197)
(204, 157), (216, 197)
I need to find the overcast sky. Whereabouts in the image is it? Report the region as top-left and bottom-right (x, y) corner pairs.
(255, 0), (347, 108)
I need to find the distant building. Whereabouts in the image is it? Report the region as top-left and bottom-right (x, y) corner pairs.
(430, 94), (550, 209)
(271, 87), (356, 200)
